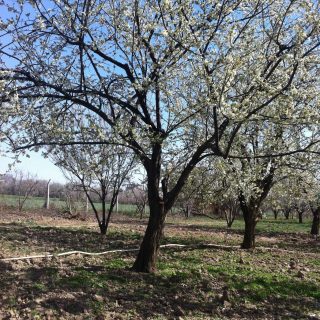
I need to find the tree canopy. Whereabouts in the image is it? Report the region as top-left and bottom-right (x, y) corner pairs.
(0, 0), (319, 272)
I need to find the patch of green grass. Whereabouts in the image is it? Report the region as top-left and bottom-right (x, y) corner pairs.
(89, 300), (105, 316)
(0, 194), (64, 209)
(167, 215), (312, 235)
(204, 251), (320, 303)
(6, 296), (18, 307)
(233, 276), (320, 301)
(30, 310), (42, 319)
(104, 258), (129, 269)
(255, 219), (311, 234)
(60, 261), (131, 290)
(60, 270), (102, 289)
(155, 247), (320, 307)
(108, 229), (142, 242)
(0, 193), (141, 215)
(32, 282), (47, 292)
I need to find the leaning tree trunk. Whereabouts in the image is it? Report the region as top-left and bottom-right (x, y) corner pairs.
(311, 207), (320, 237)
(242, 207), (258, 249)
(239, 166), (275, 249)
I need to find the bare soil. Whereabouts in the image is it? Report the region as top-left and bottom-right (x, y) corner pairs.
(0, 207), (319, 320)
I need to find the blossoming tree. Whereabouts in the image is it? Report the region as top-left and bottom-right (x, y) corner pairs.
(0, 0), (319, 272)
(52, 141), (136, 235)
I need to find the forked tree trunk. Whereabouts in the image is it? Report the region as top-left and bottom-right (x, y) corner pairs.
(99, 224), (107, 235)
(225, 209), (235, 228)
(227, 220), (233, 228)
(131, 141), (204, 272)
(242, 207), (258, 249)
(283, 209), (290, 219)
(311, 207), (320, 236)
(238, 162), (275, 249)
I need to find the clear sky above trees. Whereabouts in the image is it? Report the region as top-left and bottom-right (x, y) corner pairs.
(0, 0), (319, 272)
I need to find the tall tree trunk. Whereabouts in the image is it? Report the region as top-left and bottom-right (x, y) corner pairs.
(311, 207), (320, 236)
(242, 207), (258, 249)
(238, 161), (275, 249)
(185, 204), (190, 219)
(131, 148), (168, 273)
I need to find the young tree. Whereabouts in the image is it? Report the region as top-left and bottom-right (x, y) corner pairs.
(176, 164), (240, 227)
(216, 122), (319, 248)
(1, 0), (319, 271)
(63, 184), (87, 218)
(132, 184), (148, 219)
(53, 143), (136, 235)
(268, 160), (320, 234)
(12, 170), (39, 211)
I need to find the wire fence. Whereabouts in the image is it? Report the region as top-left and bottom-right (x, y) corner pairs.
(0, 194), (145, 216)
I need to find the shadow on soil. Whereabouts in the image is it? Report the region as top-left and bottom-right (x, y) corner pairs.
(0, 262), (318, 319)
(0, 222), (142, 253)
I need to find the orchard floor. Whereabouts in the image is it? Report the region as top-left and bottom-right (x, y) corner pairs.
(0, 208), (319, 320)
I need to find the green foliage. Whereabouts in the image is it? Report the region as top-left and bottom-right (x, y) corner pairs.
(206, 255), (320, 302)
(0, 194), (63, 209)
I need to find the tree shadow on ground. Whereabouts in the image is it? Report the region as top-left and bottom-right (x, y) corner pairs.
(1, 221), (318, 259)
(0, 259), (318, 320)
(0, 223), (142, 254)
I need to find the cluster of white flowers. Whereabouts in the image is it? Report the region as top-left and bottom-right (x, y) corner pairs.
(0, 0), (318, 212)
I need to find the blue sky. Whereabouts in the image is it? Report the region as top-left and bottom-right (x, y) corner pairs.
(0, 150), (67, 183)
(0, 2), (66, 184)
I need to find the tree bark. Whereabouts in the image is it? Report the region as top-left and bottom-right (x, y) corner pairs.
(131, 139), (208, 273)
(131, 147), (168, 273)
(298, 211), (303, 224)
(273, 209), (278, 220)
(131, 197), (166, 273)
(99, 224), (107, 235)
(241, 207), (257, 249)
(311, 207), (320, 236)
(283, 209), (290, 219)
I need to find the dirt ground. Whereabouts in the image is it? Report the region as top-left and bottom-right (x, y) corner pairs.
(0, 207), (319, 320)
